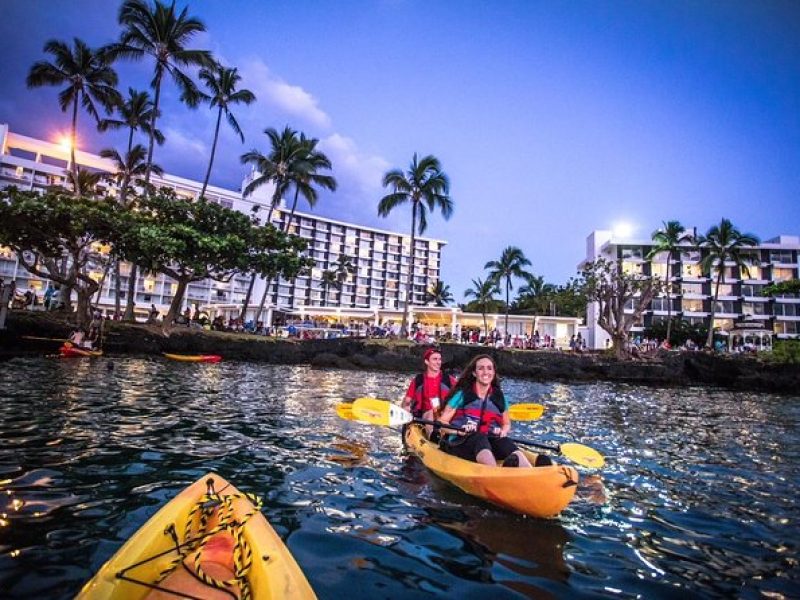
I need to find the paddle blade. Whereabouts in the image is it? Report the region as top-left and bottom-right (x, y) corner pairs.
(508, 403), (545, 420)
(352, 397), (413, 427)
(335, 403), (355, 420)
(560, 442), (605, 469)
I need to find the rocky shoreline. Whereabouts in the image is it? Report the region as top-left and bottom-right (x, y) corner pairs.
(2, 312), (798, 393)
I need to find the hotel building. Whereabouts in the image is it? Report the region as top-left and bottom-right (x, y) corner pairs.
(0, 123), (445, 325)
(582, 229), (800, 349)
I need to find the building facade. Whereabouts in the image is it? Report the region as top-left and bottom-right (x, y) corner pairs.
(582, 229), (800, 349)
(0, 123), (445, 323)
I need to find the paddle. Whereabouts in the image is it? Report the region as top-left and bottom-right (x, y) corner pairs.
(21, 335), (69, 342)
(350, 398), (605, 469)
(341, 397), (544, 421)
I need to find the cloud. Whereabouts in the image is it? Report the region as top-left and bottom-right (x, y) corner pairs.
(239, 58), (331, 129)
(319, 133), (389, 198)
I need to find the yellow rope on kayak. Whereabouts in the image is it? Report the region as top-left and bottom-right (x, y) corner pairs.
(155, 485), (263, 600)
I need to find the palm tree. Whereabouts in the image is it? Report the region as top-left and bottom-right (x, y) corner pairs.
(698, 218), (759, 348)
(198, 64), (255, 199)
(647, 220), (693, 346)
(98, 87), (164, 156)
(240, 126), (310, 321)
(320, 270), (339, 307)
(516, 275), (557, 314)
(67, 168), (105, 197)
(426, 280), (453, 306)
(378, 153), (452, 337)
(485, 246), (532, 335)
(108, 0), (214, 188)
(286, 135), (337, 224)
(99, 145), (164, 316)
(27, 37), (120, 188)
(464, 277), (500, 341)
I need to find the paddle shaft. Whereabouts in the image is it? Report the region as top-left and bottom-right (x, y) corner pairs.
(412, 418), (561, 453)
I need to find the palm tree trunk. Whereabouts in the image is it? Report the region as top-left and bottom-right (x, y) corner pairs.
(401, 202), (418, 338)
(505, 279), (510, 335)
(143, 69), (163, 190)
(482, 310), (488, 343)
(70, 95), (79, 195)
(664, 262), (673, 345)
(706, 274), (722, 348)
(239, 272), (256, 321)
(113, 260), (122, 318)
(200, 107), (222, 199)
(288, 187), (300, 224)
(123, 263), (138, 321)
(253, 275), (274, 325)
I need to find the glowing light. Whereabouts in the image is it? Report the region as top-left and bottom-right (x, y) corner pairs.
(58, 135), (73, 153)
(613, 222), (634, 239)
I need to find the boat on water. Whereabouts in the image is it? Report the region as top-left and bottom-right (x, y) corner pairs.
(59, 342), (103, 358)
(76, 472), (316, 600)
(405, 424), (579, 518)
(163, 353), (222, 363)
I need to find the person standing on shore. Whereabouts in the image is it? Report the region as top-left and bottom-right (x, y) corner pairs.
(403, 347), (457, 439)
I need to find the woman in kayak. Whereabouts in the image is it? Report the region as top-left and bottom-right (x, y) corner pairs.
(438, 354), (551, 468)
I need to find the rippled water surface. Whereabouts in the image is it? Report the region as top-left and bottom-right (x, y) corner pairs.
(0, 356), (797, 598)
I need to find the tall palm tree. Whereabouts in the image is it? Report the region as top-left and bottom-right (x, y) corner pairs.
(485, 246), (532, 335)
(99, 145), (164, 316)
(286, 135), (337, 224)
(646, 220), (693, 346)
(27, 37), (120, 188)
(240, 126), (310, 322)
(67, 168), (105, 197)
(378, 153), (452, 337)
(320, 270), (339, 307)
(698, 218), (759, 348)
(98, 87), (164, 156)
(464, 277), (500, 341)
(108, 0), (214, 189)
(198, 64), (256, 199)
(426, 280), (454, 306)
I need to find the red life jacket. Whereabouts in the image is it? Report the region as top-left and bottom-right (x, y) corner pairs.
(410, 372), (454, 416)
(449, 385), (506, 433)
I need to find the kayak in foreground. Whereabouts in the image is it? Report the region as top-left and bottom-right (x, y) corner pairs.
(405, 424), (579, 518)
(77, 472), (316, 600)
(163, 353), (222, 363)
(59, 343), (103, 358)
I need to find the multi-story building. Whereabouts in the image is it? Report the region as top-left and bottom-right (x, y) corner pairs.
(582, 229), (800, 349)
(0, 123), (445, 324)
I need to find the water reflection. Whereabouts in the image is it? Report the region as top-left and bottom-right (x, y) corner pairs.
(0, 357), (797, 599)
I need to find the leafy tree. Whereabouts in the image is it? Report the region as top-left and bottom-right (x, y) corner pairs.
(646, 220), (693, 347)
(378, 153), (452, 337)
(27, 37), (120, 187)
(697, 219), (759, 348)
(578, 257), (664, 358)
(514, 275), (556, 314)
(115, 190), (311, 326)
(107, 0), (214, 188)
(463, 277), (501, 340)
(198, 64), (256, 199)
(426, 280), (453, 306)
(485, 246), (532, 335)
(644, 318), (707, 349)
(762, 279), (800, 297)
(0, 189), (117, 326)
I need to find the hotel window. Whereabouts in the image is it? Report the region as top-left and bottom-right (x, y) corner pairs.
(770, 250), (794, 264)
(742, 302), (768, 316)
(741, 284), (765, 297)
(714, 300), (735, 314)
(714, 318), (734, 331)
(774, 321), (799, 335)
(774, 303), (798, 317)
(649, 297), (671, 311)
(622, 261), (643, 275)
(742, 265), (763, 280)
(716, 283), (734, 296)
(681, 250), (701, 262)
(682, 263), (704, 277)
(683, 299), (704, 312)
(621, 246), (644, 260)
(650, 263), (669, 278)
(773, 268), (795, 282)
(682, 283), (704, 295)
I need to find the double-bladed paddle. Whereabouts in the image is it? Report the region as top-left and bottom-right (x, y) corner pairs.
(338, 396), (545, 422)
(346, 397), (605, 469)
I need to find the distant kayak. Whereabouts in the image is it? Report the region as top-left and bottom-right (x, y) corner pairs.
(405, 424), (579, 518)
(163, 353), (222, 363)
(59, 342), (103, 358)
(76, 472), (317, 600)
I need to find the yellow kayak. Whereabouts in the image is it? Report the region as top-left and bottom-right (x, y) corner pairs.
(77, 472), (316, 599)
(163, 353), (222, 363)
(405, 424), (579, 518)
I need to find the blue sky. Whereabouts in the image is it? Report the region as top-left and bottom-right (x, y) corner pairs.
(2, 1), (798, 301)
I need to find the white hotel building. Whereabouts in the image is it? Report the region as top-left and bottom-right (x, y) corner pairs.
(0, 123), (446, 326)
(582, 229), (800, 349)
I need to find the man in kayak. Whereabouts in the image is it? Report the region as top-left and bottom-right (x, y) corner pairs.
(403, 347), (457, 439)
(438, 354), (551, 468)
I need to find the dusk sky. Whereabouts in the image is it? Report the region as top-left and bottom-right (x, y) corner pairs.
(2, 1), (799, 301)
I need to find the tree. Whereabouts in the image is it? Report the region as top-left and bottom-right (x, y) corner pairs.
(514, 275), (557, 314)
(697, 219), (759, 348)
(286, 135), (337, 224)
(107, 0), (214, 189)
(578, 257), (664, 358)
(463, 277), (501, 341)
(485, 246), (532, 335)
(320, 269), (339, 307)
(378, 153), (452, 337)
(0, 189), (117, 326)
(198, 64), (255, 199)
(426, 280), (453, 306)
(98, 87), (165, 155)
(115, 190), (311, 327)
(646, 220), (693, 346)
(320, 254), (355, 307)
(762, 279), (800, 297)
(27, 37), (120, 188)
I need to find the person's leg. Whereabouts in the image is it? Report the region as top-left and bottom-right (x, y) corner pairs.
(491, 438), (533, 468)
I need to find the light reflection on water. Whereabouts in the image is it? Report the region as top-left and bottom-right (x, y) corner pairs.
(0, 356), (797, 599)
